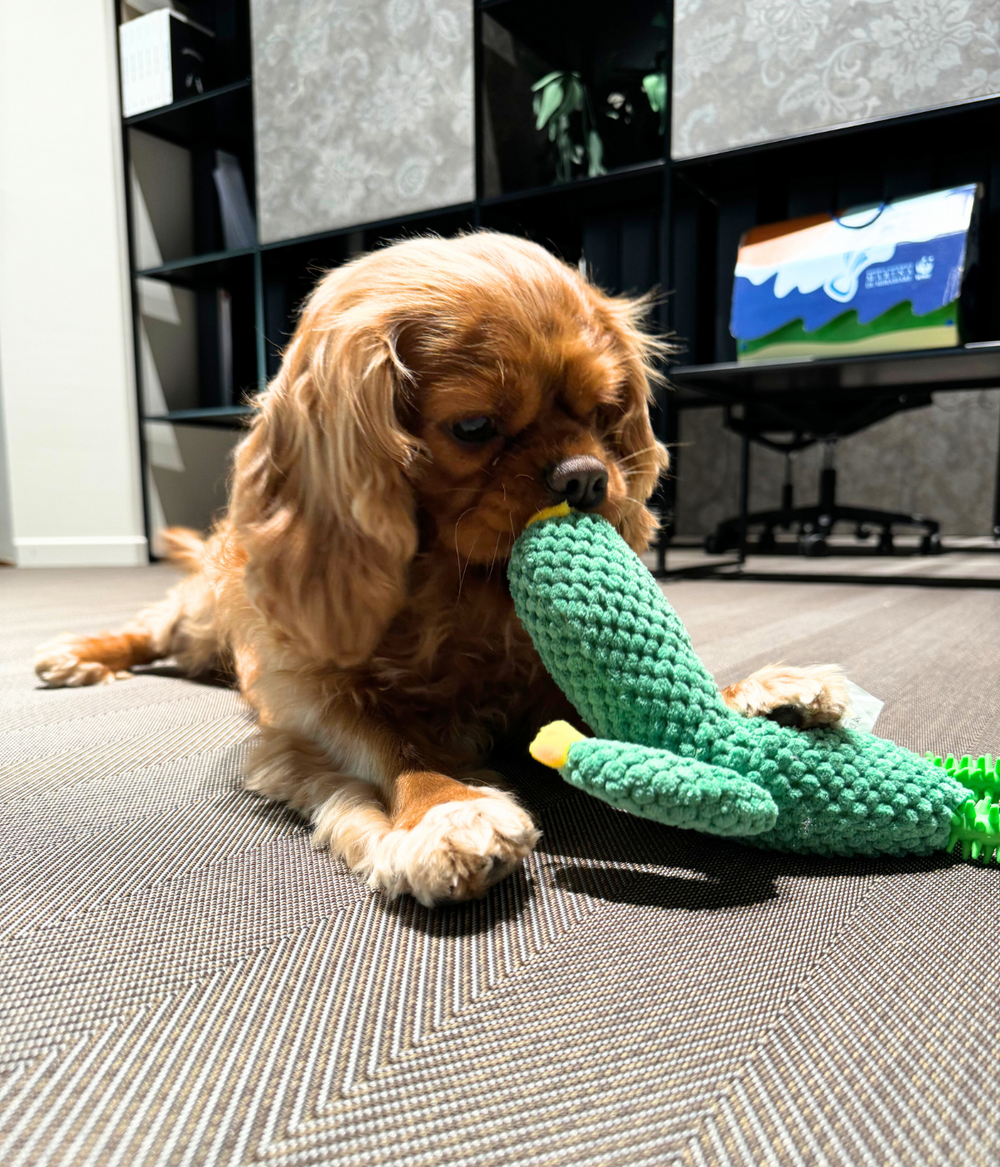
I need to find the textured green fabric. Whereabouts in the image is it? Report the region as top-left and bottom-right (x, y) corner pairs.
(508, 510), (973, 858)
(558, 740), (779, 836)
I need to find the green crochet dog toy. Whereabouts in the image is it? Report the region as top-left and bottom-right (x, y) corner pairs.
(507, 504), (1000, 863)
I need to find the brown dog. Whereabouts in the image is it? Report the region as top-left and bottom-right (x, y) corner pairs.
(36, 233), (848, 905)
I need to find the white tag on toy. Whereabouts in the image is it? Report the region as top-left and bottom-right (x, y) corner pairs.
(838, 681), (884, 734)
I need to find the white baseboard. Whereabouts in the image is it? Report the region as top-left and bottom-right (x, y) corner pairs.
(14, 535), (148, 567)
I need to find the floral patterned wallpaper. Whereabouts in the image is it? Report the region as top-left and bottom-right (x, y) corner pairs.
(251, 0), (474, 244)
(672, 0), (1000, 158)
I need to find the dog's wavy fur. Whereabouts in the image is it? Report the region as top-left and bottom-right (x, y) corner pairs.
(36, 232), (849, 905)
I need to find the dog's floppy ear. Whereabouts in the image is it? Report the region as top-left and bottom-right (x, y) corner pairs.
(600, 293), (672, 551)
(229, 293), (422, 668)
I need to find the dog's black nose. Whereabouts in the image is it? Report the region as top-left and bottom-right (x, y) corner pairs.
(546, 456), (608, 511)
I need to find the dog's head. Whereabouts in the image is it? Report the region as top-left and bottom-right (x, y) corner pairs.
(230, 232), (670, 666)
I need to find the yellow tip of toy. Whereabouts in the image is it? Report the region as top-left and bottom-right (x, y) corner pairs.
(525, 502), (572, 528)
(530, 720), (587, 769)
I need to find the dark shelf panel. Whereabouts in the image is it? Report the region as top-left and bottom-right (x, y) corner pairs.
(479, 159), (664, 209)
(258, 203), (475, 254)
(478, 161), (665, 285)
(669, 343), (1000, 403)
(124, 78), (254, 149)
(143, 406), (255, 427)
(136, 247), (256, 284)
(252, 170), (664, 268)
(124, 78), (251, 127)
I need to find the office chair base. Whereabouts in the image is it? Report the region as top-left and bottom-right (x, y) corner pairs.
(706, 504), (942, 558)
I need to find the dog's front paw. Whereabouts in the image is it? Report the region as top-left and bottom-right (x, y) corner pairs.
(369, 790), (539, 907)
(721, 664), (850, 729)
(35, 636), (132, 688)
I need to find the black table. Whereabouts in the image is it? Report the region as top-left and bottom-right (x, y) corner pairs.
(660, 342), (1000, 583)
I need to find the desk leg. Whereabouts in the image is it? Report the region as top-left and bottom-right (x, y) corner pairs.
(738, 430), (750, 567)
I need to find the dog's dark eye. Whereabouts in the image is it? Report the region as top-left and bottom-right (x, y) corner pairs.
(451, 417), (498, 444)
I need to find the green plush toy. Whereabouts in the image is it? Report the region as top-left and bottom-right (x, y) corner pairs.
(507, 504), (1000, 863)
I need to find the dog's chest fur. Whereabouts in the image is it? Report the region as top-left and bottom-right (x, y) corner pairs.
(355, 567), (560, 762)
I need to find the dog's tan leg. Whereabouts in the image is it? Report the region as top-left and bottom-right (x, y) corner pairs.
(721, 664), (850, 728)
(35, 571), (221, 687)
(34, 630), (158, 686)
(248, 722), (538, 907)
(245, 726), (394, 877)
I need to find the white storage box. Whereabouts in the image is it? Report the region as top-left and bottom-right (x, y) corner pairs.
(119, 9), (213, 118)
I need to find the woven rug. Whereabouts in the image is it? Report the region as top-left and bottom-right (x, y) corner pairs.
(2, 565), (998, 1166)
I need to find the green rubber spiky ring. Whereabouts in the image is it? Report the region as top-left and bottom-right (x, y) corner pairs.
(931, 756), (1000, 864)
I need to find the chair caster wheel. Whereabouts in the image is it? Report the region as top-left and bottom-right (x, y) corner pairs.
(920, 532), (942, 555)
(877, 530), (895, 554)
(757, 530), (776, 552)
(705, 534), (727, 555)
(854, 524), (872, 541)
(799, 533), (828, 557)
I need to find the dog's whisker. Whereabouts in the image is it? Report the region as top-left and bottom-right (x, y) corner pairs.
(453, 507), (478, 598)
(614, 494), (642, 513)
(616, 445), (659, 467)
(487, 529), (503, 580)
(457, 549), (473, 598)
(427, 486), (485, 498)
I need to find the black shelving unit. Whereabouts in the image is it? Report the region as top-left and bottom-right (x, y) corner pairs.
(668, 95), (1000, 368)
(116, 2), (1000, 568)
(115, 0), (674, 552)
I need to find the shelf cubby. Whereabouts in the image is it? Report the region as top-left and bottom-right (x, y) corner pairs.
(123, 78), (252, 141)
(478, 0), (667, 198)
(670, 96), (1000, 368)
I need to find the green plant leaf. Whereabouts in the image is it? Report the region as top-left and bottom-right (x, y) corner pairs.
(534, 78), (565, 130)
(642, 72), (668, 134)
(641, 72), (667, 113)
(564, 74), (586, 114)
(587, 130), (606, 178)
(531, 70), (567, 93)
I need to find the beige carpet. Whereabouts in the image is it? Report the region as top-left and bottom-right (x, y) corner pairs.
(2, 565), (999, 1166)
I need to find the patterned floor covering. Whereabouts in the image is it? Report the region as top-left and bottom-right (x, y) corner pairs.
(2, 565), (998, 1166)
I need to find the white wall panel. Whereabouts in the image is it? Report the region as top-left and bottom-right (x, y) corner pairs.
(0, 0), (145, 566)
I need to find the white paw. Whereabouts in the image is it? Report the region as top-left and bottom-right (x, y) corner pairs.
(724, 663), (850, 728)
(34, 636), (130, 688)
(368, 791), (539, 907)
